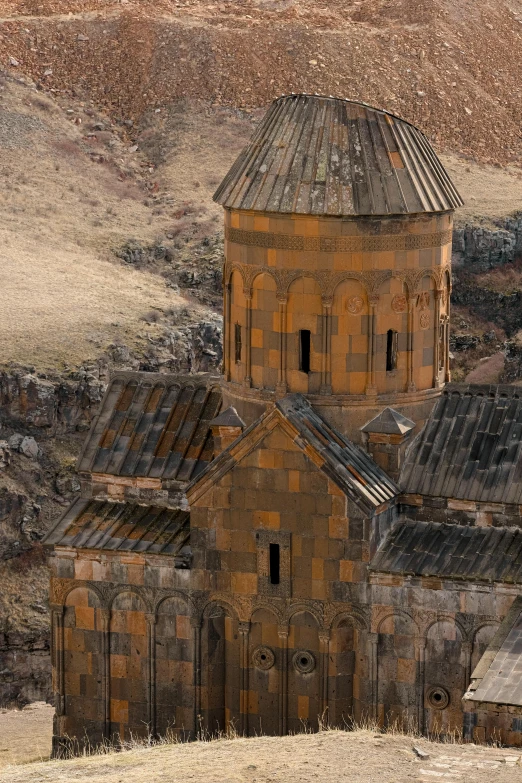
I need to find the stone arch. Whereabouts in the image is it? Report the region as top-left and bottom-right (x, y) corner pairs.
(424, 619), (466, 737)
(250, 599), (285, 625)
(109, 590), (149, 741)
(377, 611), (418, 731)
(330, 277), (369, 395)
(286, 275), (323, 394)
(201, 601), (240, 735)
(62, 586), (105, 744)
(251, 272), (279, 391)
(328, 612), (367, 729)
(471, 623), (499, 675)
(60, 580), (105, 608)
(155, 595), (194, 740)
(248, 607), (282, 736)
(425, 615), (468, 643)
(109, 585), (152, 613)
(287, 609), (322, 734)
(286, 602), (323, 628)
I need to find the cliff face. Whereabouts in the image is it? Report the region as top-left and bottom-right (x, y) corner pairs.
(453, 215), (522, 272)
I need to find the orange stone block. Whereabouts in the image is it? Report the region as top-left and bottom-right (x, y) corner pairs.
(288, 470), (300, 492)
(110, 655), (127, 679)
(329, 515), (348, 539)
(297, 695), (309, 720)
(110, 699), (129, 724)
(231, 572), (257, 595)
(253, 510), (280, 530)
(176, 615), (192, 640)
(311, 558), (324, 580)
(339, 560), (353, 582)
(127, 611), (147, 636)
(74, 606), (95, 631)
(74, 560), (93, 581)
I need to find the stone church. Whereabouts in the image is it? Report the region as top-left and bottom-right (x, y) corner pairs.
(44, 94), (522, 753)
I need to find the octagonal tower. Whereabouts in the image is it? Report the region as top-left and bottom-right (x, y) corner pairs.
(214, 94), (463, 439)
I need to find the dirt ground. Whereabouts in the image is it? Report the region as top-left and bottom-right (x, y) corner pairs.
(0, 706), (521, 783)
(0, 702), (54, 768)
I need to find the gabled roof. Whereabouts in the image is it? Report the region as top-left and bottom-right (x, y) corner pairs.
(400, 385), (522, 504)
(361, 407), (416, 436)
(465, 597), (522, 707)
(214, 94), (463, 217)
(77, 372), (222, 483)
(188, 394), (398, 513)
(43, 498), (190, 558)
(370, 518), (522, 584)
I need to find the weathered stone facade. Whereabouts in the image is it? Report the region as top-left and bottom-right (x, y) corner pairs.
(44, 95), (522, 753)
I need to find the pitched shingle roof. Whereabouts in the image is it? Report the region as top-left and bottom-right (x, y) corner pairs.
(214, 94), (463, 217)
(77, 372), (222, 483)
(400, 385), (522, 503)
(44, 498), (190, 558)
(276, 395), (399, 509)
(466, 597), (522, 706)
(370, 519), (522, 584)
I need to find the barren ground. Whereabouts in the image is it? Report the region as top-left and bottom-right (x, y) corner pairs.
(0, 704), (521, 783)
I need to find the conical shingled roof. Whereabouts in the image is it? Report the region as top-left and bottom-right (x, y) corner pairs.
(214, 94), (463, 217)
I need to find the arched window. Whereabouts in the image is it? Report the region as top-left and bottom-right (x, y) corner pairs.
(386, 329), (398, 372)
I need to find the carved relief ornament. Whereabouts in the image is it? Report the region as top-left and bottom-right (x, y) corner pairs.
(225, 262), (450, 302)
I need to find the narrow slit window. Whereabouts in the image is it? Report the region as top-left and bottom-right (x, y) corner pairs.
(386, 329), (398, 372)
(269, 543), (280, 585)
(299, 330), (311, 373)
(234, 323), (242, 363)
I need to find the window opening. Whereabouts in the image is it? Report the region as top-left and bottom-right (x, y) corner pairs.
(299, 330), (311, 373)
(234, 323), (242, 363)
(269, 543), (280, 585)
(386, 329), (398, 372)
(439, 322), (445, 371)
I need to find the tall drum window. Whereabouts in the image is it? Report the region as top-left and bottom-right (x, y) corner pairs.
(299, 330), (311, 373)
(386, 329), (398, 372)
(269, 543), (280, 585)
(234, 323), (242, 363)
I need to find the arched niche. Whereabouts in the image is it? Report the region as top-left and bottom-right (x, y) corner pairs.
(330, 278), (368, 395)
(424, 620), (466, 737)
(63, 586), (104, 744)
(155, 595), (194, 740)
(328, 617), (361, 729)
(377, 612), (417, 731)
(471, 624), (498, 675)
(109, 590), (149, 741)
(286, 276), (323, 394)
(248, 607), (281, 736)
(413, 272), (437, 392)
(201, 603), (239, 736)
(229, 269), (247, 384)
(251, 273), (279, 391)
(287, 610), (321, 734)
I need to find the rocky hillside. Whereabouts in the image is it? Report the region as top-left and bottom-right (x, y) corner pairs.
(1, 0), (522, 166)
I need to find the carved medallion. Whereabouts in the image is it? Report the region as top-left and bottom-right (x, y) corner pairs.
(391, 294), (407, 313)
(346, 296), (364, 314)
(420, 312), (430, 330)
(426, 686), (450, 710)
(252, 646), (275, 671)
(292, 650), (316, 674)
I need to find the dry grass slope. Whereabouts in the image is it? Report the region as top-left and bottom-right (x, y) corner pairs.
(0, 707), (521, 783)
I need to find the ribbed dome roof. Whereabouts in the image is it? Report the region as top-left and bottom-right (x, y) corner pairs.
(214, 94), (463, 217)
